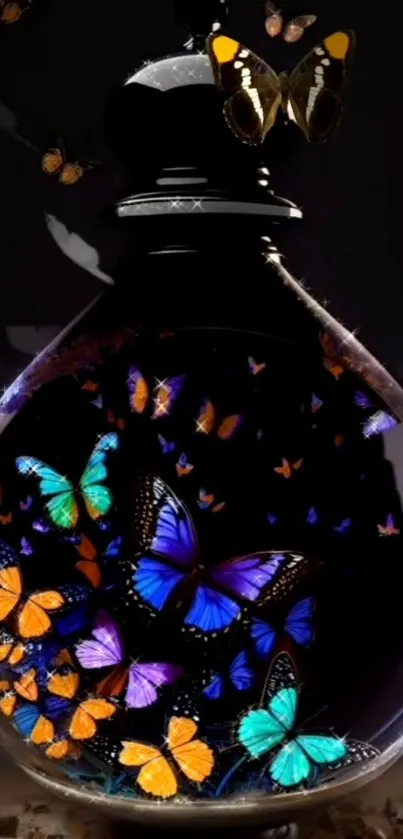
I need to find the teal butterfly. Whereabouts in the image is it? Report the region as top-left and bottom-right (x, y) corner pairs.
(237, 653), (377, 789)
(15, 432), (119, 530)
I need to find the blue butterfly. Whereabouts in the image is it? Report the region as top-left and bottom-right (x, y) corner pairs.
(333, 518), (352, 535)
(238, 653), (378, 790)
(203, 651), (254, 700)
(158, 435), (176, 456)
(132, 476), (309, 635)
(251, 598), (314, 658)
(306, 507), (318, 526)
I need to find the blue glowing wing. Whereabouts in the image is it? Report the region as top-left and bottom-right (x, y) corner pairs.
(296, 734), (348, 766)
(268, 686), (298, 733)
(44, 695), (72, 721)
(237, 708), (286, 758)
(13, 703), (41, 737)
(103, 537), (122, 558)
(285, 597), (315, 646)
(251, 618), (276, 658)
(229, 651), (254, 691)
(202, 674), (225, 700)
(136, 477), (198, 567)
(184, 584), (241, 633)
(133, 557), (185, 611)
(269, 739), (311, 788)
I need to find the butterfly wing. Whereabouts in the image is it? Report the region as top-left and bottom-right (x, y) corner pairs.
(229, 650), (254, 691)
(251, 618), (276, 658)
(209, 552), (288, 603)
(152, 375), (185, 419)
(125, 662), (183, 709)
(202, 674), (225, 701)
(288, 31), (355, 143)
(69, 698), (115, 740)
(120, 742), (177, 799)
(184, 584), (241, 633)
(238, 708), (286, 758)
(75, 610), (124, 669)
(0, 565), (21, 619)
(171, 738), (215, 784)
(135, 477), (198, 565)
(285, 597), (315, 646)
(296, 734), (348, 767)
(128, 367), (150, 414)
(80, 433), (118, 520)
(269, 739), (311, 787)
(133, 558), (186, 612)
(206, 33), (281, 145)
(18, 590), (64, 640)
(283, 14), (316, 44)
(16, 457), (77, 528)
(48, 671), (79, 699)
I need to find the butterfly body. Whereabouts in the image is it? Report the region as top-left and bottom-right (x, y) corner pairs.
(206, 31), (355, 145)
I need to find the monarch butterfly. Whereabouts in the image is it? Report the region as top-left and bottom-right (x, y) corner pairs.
(119, 716), (214, 799)
(41, 140), (101, 186)
(0, 628), (25, 666)
(274, 458), (303, 479)
(16, 432), (119, 529)
(195, 399), (243, 439)
(74, 534), (122, 588)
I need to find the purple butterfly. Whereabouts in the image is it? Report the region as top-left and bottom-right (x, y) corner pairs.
(20, 537), (33, 556)
(306, 507), (318, 526)
(131, 476), (311, 635)
(20, 496), (33, 512)
(333, 518), (352, 535)
(75, 610), (182, 709)
(354, 391), (372, 410)
(362, 410), (397, 439)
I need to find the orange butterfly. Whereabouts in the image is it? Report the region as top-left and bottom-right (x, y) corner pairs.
(198, 489), (226, 513)
(74, 534), (101, 588)
(0, 565), (64, 638)
(81, 381), (99, 393)
(119, 716), (214, 799)
(45, 739), (81, 760)
(274, 458), (304, 479)
(248, 356), (267, 376)
(0, 680), (17, 717)
(47, 667), (115, 741)
(195, 399), (243, 440)
(323, 357), (344, 380)
(0, 669), (39, 718)
(128, 368), (185, 419)
(0, 512), (12, 526)
(176, 453), (194, 478)
(0, 629), (25, 666)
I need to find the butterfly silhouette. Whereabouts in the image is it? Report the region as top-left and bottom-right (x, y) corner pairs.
(0, 628), (26, 666)
(0, 544), (64, 639)
(119, 716), (214, 799)
(237, 653), (378, 789)
(16, 432), (119, 529)
(202, 651), (253, 700)
(251, 598), (315, 658)
(131, 476), (310, 635)
(128, 368), (185, 419)
(195, 399), (243, 439)
(74, 534), (122, 588)
(362, 410), (397, 439)
(206, 31), (355, 145)
(75, 610), (183, 709)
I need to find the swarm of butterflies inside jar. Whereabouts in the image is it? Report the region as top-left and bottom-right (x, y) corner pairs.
(0, 2), (402, 826)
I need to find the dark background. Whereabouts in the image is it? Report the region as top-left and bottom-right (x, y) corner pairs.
(0, 0), (402, 379)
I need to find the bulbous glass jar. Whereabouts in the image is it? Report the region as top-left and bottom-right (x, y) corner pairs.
(0, 48), (402, 830)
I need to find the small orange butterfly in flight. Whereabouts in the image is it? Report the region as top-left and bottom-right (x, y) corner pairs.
(274, 458), (304, 479)
(47, 666), (116, 741)
(0, 669), (39, 719)
(128, 367), (185, 419)
(0, 628), (25, 666)
(248, 356), (267, 376)
(0, 562), (64, 639)
(195, 399), (243, 440)
(119, 716), (215, 799)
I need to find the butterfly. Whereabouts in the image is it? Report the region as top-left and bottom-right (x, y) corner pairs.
(0, 513), (12, 526)
(16, 432), (119, 530)
(131, 476), (311, 635)
(41, 140), (101, 186)
(45, 668), (116, 740)
(20, 537), (33, 556)
(354, 391), (372, 410)
(237, 653), (378, 789)
(0, 0), (33, 24)
(176, 453), (194, 477)
(306, 507), (318, 526)
(75, 610), (183, 709)
(195, 399), (243, 439)
(74, 534), (122, 588)
(128, 368), (185, 418)
(119, 716), (214, 799)
(311, 394), (323, 414)
(251, 598), (315, 658)
(202, 651), (253, 700)
(206, 31), (355, 146)
(264, 2), (316, 43)
(274, 458), (303, 479)
(0, 545), (64, 639)
(106, 410), (126, 431)
(0, 628), (25, 666)
(362, 410), (397, 439)
(12, 697), (81, 760)
(333, 518), (352, 535)
(248, 357), (266, 376)
(158, 435), (176, 457)
(377, 515), (400, 537)
(323, 357), (344, 380)
(197, 488), (226, 513)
